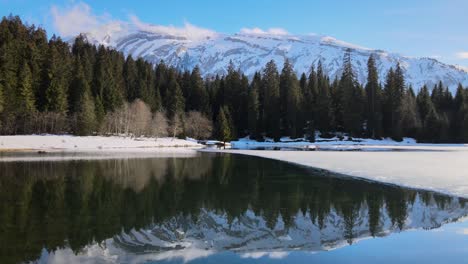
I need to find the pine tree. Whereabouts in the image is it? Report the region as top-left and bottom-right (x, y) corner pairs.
(123, 55), (138, 101)
(417, 85), (432, 122)
(0, 82), (4, 114)
(393, 63), (406, 139)
(224, 61), (247, 137)
(365, 55), (383, 138)
(247, 81), (260, 139)
(299, 73), (307, 92)
(339, 50), (364, 135)
(306, 65), (318, 122)
(94, 96), (105, 124)
(417, 86), (439, 142)
(75, 89), (96, 136)
(330, 77), (341, 131)
(68, 58), (96, 135)
(238, 75), (250, 136)
(154, 86), (162, 112)
(44, 44), (68, 113)
(136, 59), (156, 109)
(166, 74), (185, 121)
(93, 46), (122, 113)
(452, 84), (467, 142)
(398, 88), (421, 138)
(216, 106), (232, 146)
(69, 57), (85, 114)
(430, 82), (452, 142)
(316, 62), (333, 132)
(251, 72), (264, 138)
(263, 60), (281, 141)
(110, 49), (126, 108)
(424, 107), (441, 143)
(382, 64), (405, 140)
(461, 109), (468, 142)
(17, 62), (36, 114)
(431, 82), (445, 111)
(300, 71), (312, 135)
(280, 59), (302, 138)
(188, 66), (209, 114)
(180, 70), (192, 107)
(155, 61), (169, 106)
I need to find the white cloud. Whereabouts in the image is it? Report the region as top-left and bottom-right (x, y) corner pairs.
(50, 2), (217, 41)
(456, 52), (468, 59)
(50, 2), (111, 37)
(321, 36), (370, 50)
(240, 27), (289, 36)
(129, 15), (217, 41)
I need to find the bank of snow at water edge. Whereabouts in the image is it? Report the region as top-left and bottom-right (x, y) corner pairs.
(0, 135), (202, 152)
(230, 136), (468, 151)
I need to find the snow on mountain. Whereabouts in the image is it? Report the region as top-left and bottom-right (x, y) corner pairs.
(38, 194), (468, 263)
(78, 21), (468, 93)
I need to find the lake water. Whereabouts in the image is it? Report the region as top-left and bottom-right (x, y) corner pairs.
(1, 152), (467, 264)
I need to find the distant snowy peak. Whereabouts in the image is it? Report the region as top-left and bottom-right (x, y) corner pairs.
(80, 22), (468, 93)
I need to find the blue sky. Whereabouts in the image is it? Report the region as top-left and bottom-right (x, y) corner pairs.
(2, 0), (468, 67)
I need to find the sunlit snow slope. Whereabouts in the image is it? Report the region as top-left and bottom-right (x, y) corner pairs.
(80, 22), (468, 93)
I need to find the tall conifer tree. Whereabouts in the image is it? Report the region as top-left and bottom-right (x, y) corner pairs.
(263, 60), (281, 141)
(339, 50), (364, 135)
(17, 62), (35, 114)
(365, 54), (382, 138)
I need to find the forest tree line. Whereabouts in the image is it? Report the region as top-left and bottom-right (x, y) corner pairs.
(2, 15), (468, 142)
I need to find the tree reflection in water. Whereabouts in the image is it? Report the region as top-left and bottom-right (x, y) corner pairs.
(0, 153), (466, 263)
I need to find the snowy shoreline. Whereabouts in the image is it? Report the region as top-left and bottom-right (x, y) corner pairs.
(230, 136), (468, 151)
(0, 135), (202, 153)
(3, 135), (468, 198)
(203, 145), (468, 199)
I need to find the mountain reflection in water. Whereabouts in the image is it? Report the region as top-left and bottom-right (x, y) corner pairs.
(0, 153), (466, 264)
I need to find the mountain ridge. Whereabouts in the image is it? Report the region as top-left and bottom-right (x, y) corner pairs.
(79, 21), (468, 93)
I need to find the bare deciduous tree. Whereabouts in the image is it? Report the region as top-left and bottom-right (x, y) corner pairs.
(101, 102), (130, 135)
(101, 100), (173, 139)
(128, 99), (152, 137)
(149, 111), (169, 138)
(35, 112), (68, 134)
(184, 111), (213, 139)
(169, 114), (184, 139)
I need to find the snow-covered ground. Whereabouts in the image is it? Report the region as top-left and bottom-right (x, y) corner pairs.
(0, 135), (202, 152)
(207, 139), (468, 198)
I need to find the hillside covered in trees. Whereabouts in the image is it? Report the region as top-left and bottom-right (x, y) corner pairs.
(1, 15), (468, 143)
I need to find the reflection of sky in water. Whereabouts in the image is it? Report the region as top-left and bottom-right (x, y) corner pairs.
(39, 219), (468, 264)
(151, 220), (468, 264)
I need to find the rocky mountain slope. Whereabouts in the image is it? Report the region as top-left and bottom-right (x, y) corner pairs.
(79, 22), (468, 93)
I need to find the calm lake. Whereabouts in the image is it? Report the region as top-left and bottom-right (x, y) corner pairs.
(1, 152), (467, 264)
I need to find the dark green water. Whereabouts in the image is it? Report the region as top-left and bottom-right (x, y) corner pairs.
(0, 153), (467, 264)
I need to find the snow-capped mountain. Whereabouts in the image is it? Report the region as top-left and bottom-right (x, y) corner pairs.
(79, 21), (468, 93)
(37, 194), (468, 263)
